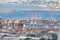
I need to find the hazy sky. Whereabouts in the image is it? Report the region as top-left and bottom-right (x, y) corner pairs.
(0, 0), (60, 4)
(0, 0), (60, 20)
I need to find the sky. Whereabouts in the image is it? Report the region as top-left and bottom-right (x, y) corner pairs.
(0, 0), (59, 3)
(0, 0), (60, 21)
(0, 4), (40, 9)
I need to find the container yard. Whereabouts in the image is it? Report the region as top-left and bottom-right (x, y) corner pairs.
(0, 12), (60, 40)
(0, 0), (60, 40)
